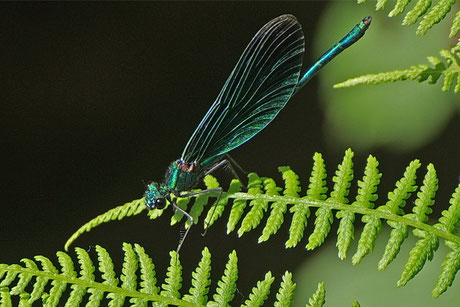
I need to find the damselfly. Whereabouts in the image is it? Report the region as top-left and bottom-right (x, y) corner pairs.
(145, 15), (371, 250)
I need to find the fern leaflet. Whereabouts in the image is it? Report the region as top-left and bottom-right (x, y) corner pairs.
(274, 271), (296, 307)
(241, 272), (274, 307)
(183, 247), (211, 305)
(359, 0), (459, 36)
(305, 282), (325, 307)
(334, 45), (460, 93)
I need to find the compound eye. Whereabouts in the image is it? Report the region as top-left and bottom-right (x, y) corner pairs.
(155, 198), (166, 209)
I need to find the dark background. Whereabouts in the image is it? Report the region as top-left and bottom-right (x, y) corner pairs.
(1, 2), (459, 305)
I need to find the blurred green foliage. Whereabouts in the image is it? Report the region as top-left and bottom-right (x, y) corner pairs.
(293, 227), (460, 306)
(312, 2), (458, 152)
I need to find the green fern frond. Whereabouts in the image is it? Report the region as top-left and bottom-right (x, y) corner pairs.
(305, 282), (325, 307)
(222, 151), (457, 295)
(360, 0), (458, 36)
(3, 245), (176, 306)
(2, 244), (334, 306)
(64, 198), (147, 251)
(334, 45), (460, 92)
(65, 149), (460, 297)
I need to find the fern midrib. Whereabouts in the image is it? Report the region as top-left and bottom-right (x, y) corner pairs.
(1, 266), (201, 307)
(230, 193), (460, 245)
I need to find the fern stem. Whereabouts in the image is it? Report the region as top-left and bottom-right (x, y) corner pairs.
(230, 193), (460, 245)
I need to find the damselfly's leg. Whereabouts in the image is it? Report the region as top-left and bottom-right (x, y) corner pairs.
(171, 188), (222, 252)
(202, 158), (253, 235)
(226, 156), (264, 191)
(204, 158), (241, 182)
(179, 188), (224, 236)
(225, 154), (249, 176)
(168, 197), (195, 253)
(174, 158), (246, 251)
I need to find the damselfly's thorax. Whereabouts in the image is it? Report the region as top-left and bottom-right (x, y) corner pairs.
(164, 159), (204, 193)
(144, 159), (205, 210)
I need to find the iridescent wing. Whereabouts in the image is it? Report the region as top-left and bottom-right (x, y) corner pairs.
(181, 15), (304, 166)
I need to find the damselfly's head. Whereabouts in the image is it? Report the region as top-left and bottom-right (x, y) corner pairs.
(144, 182), (167, 210)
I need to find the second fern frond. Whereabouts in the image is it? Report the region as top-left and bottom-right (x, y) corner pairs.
(334, 45), (460, 93)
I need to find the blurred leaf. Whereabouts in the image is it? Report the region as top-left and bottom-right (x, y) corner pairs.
(309, 2), (457, 152)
